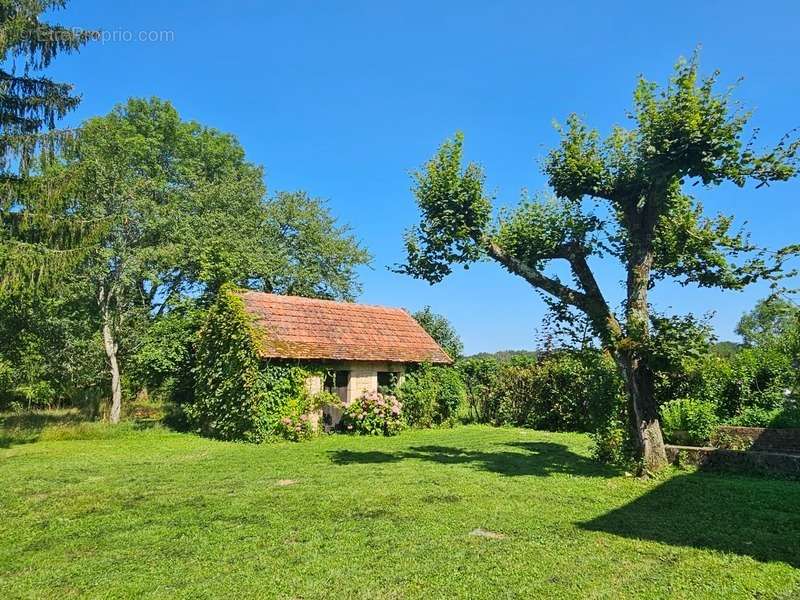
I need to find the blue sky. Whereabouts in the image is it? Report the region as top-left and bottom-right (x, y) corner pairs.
(49, 1), (799, 353)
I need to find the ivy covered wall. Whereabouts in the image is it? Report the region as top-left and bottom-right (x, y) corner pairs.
(186, 286), (323, 442)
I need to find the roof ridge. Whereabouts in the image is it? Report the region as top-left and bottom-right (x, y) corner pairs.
(238, 290), (409, 313)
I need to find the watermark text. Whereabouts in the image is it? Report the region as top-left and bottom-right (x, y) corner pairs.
(38, 27), (175, 44)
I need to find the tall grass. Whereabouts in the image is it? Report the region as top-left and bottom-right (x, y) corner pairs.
(0, 409), (163, 447)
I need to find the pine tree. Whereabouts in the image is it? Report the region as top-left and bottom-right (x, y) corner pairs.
(0, 0), (97, 291)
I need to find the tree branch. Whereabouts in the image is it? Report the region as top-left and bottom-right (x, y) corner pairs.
(485, 238), (622, 346)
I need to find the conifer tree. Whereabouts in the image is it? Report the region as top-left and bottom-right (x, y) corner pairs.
(0, 0), (96, 291)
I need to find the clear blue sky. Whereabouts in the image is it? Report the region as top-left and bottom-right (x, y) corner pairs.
(49, 0), (799, 354)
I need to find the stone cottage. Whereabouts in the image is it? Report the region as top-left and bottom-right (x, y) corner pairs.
(239, 291), (452, 428)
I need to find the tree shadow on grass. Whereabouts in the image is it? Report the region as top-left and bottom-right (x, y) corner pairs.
(580, 470), (800, 567)
(328, 441), (621, 478)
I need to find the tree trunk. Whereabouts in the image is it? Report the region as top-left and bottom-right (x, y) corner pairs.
(102, 318), (122, 424)
(99, 286), (123, 424)
(622, 229), (668, 473)
(616, 350), (668, 472)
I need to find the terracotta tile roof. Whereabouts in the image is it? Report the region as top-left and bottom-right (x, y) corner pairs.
(239, 291), (452, 364)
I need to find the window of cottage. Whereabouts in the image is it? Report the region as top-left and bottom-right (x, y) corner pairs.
(324, 370), (349, 393)
(377, 371), (398, 391)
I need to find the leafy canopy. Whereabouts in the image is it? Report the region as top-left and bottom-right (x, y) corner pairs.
(399, 56), (799, 345)
(736, 296), (799, 347)
(412, 305), (463, 360)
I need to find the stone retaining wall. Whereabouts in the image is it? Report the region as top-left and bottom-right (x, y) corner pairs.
(665, 444), (800, 477)
(715, 426), (800, 454)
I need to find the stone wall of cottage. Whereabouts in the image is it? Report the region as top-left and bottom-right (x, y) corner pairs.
(304, 361), (406, 430)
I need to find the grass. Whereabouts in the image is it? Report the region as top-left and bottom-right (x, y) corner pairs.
(1, 413), (799, 598)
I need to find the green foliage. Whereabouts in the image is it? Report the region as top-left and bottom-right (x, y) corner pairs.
(129, 300), (204, 393)
(719, 345), (794, 418)
(590, 421), (628, 466)
(489, 351), (624, 433)
(398, 364), (466, 428)
(647, 312), (716, 405)
(187, 286), (321, 442)
(397, 132), (491, 283)
(457, 357), (499, 422)
(458, 350), (629, 463)
(465, 349), (538, 362)
(0, 0), (101, 292)
(2, 97), (370, 417)
(544, 56), (800, 292)
(339, 391), (404, 436)
(494, 194), (603, 271)
(660, 399), (719, 445)
(411, 306), (463, 360)
(0, 286), (104, 411)
(736, 297), (799, 347)
(646, 305), (795, 427)
(402, 56), (800, 300)
(0, 0), (93, 167)
(712, 341), (740, 358)
(399, 55), (800, 465)
(458, 350), (625, 440)
(729, 405), (800, 429)
(260, 191), (371, 300)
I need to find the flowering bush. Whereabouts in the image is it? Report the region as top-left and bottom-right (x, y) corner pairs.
(276, 413), (315, 441)
(339, 391), (403, 436)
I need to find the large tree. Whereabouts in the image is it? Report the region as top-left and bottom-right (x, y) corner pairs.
(398, 57), (799, 471)
(47, 98), (369, 421)
(736, 296), (799, 347)
(0, 0), (98, 291)
(412, 306), (463, 360)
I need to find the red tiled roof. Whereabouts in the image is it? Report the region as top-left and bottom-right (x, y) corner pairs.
(239, 291), (452, 364)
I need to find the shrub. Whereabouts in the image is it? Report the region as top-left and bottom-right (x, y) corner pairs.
(660, 398), (719, 445)
(398, 364), (466, 427)
(645, 312), (796, 422)
(590, 421), (628, 465)
(276, 413), (316, 441)
(486, 350), (622, 433)
(729, 403), (800, 428)
(717, 345), (794, 419)
(130, 300), (204, 414)
(457, 357), (499, 422)
(729, 406), (781, 428)
(648, 313), (716, 406)
(339, 391), (403, 435)
(770, 404), (800, 428)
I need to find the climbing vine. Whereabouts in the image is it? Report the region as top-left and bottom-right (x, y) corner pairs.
(188, 285), (325, 442)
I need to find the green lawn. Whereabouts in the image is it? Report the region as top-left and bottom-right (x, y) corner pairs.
(1, 415), (799, 599)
